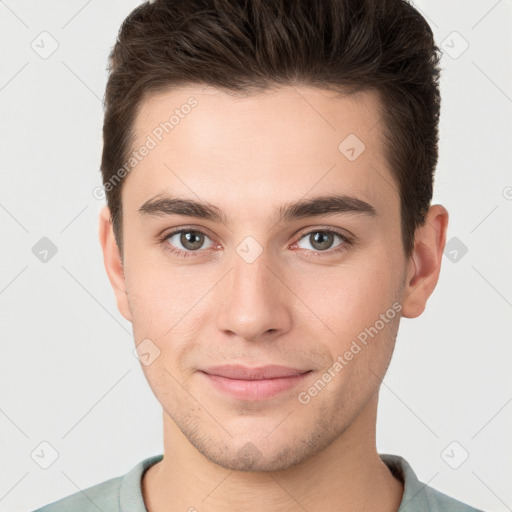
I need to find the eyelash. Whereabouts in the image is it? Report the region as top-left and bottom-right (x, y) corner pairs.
(159, 226), (352, 260)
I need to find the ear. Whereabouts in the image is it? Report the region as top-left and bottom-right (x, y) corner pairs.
(401, 204), (449, 318)
(98, 205), (132, 323)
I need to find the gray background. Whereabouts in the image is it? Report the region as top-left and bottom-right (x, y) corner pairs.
(1, 1), (511, 511)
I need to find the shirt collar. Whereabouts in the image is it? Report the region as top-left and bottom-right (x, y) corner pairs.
(119, 453), (434, 512)
(380, 453), (437, 512)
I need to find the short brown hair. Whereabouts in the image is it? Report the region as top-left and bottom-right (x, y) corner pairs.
(101, 0), (441, 259)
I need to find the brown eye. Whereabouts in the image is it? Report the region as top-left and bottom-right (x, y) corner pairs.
(310, 231), (334, 251)
(165, 230), (214, 253)
(296, 230), (347, 252)
(180, 231), (204, 250)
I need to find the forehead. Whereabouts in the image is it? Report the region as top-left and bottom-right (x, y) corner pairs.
(123, 85), (397, 220)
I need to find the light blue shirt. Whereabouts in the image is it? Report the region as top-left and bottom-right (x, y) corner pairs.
(31, 453), (484, 511)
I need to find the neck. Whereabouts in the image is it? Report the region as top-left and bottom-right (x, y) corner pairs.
(142, 394), (403, 512)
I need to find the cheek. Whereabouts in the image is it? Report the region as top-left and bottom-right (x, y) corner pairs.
(126, 262), (201, 398)
(124, 251), (213, 384)
(290, 253), (402, 341)
(124, 247), (210, 333)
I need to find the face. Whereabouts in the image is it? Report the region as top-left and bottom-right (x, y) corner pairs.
(105, 85), (413, 471)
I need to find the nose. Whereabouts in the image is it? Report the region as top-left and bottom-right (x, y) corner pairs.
(215, 247), (293, 342)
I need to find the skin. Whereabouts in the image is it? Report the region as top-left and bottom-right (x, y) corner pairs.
(99, 85), (448, 512)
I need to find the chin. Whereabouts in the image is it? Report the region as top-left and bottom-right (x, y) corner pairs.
(186, 423), (338, 473)
(202, 443), (305, 472)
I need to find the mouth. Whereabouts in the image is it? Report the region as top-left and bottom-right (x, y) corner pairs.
(198, 365), (313, 400)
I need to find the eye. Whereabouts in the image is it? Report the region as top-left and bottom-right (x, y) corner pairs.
(159, 226), (351, 259)
(294, 228), (349, 254)
(161, 229), (215, 257)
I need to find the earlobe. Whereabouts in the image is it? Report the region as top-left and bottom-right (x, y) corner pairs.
(401, 205), (449, 319)
(98, 205), (132, 322)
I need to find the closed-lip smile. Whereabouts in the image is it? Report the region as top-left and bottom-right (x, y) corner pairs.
(199, 364), (312, 400)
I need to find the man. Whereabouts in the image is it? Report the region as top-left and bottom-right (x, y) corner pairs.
(33, 0), (483, 510)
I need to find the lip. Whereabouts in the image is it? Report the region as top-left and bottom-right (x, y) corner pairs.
(202, 364), (309, 379)
(199, 365), (312, 400)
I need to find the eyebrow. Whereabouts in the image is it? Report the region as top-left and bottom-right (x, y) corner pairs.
(138, 193), (377, 224)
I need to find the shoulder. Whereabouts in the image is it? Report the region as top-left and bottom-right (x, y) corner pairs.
(30, 454), (164, 512)
(29, 475), (122, 512)
(420, 485), (484, 512)
(380, 453), (485, 512)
